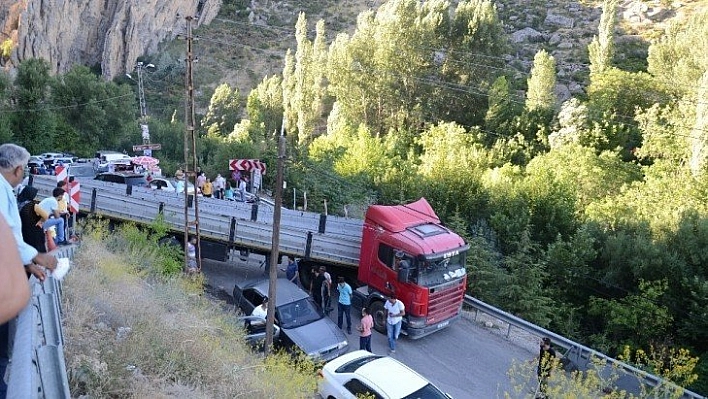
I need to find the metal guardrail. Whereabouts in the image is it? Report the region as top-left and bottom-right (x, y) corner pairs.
(6, 246), (75, 399)
(463, 295), (706, 399)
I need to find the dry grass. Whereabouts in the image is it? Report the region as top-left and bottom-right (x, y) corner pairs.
(62, 226), (318, 398)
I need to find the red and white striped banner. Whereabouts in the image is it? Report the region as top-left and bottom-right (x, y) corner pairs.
(229, 159), (266, 175)
(55, 165), (68, 183)
(69, 181), (80, 213)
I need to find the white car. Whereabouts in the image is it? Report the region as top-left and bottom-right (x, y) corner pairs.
(149, 177), (196, 195)
(318, 350), (452, 399)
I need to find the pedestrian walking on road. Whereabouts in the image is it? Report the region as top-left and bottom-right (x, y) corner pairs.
(384, 293), (405, 354)
(320, 266), (332, 313)
(336, 276), (352, 334)
(358, 307), (373, 352)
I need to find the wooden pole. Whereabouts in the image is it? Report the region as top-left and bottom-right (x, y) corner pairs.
(265, 128), (286, 355)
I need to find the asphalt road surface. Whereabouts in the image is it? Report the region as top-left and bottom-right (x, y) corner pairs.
(201, 255), (537, 399)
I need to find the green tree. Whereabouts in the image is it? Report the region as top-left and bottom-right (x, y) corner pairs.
(588, 0), (617, 75)
(525, 49), (557, 113)
(246, 75), (284, 143)
(13, 58), (56, 154)
(0, 73), (13, 143)
(283, 14), (327, 148)
(484, 76), (521, 141)
(588, 280), (674, 353)
(688, 71), (708, 177)
(647, 10), (708, 98)
(201, 83), (240, 136)
(52, 65), (136, 155)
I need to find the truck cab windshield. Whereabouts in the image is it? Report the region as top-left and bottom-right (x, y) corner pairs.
(411, 252), (467, 287)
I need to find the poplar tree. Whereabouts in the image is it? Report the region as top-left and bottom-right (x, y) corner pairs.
(588, 0), (617, 75)
(525, 50), (557, 113)
(688, 71), (708, 177)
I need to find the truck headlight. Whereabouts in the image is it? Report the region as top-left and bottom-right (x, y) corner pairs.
(337, 341), (348, 350)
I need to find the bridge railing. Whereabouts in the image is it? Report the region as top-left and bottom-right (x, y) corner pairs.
(462, 295), (705, 399)
(5, 246), (75, 399)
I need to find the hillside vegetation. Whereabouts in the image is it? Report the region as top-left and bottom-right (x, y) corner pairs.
(2, 0), (707, 395)
(62, 220), (318, 397)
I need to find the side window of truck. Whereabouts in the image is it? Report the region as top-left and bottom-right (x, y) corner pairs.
(377, 244), (395, 270)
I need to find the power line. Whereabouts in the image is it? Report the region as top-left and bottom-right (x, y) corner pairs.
(0, 92), (134, 114)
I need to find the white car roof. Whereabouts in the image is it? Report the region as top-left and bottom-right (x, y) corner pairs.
(324, 350), (430, 397)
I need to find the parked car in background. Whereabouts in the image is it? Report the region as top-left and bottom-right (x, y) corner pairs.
(28, 156), (43, 168)
(149, 177), (196, 195)
(232, 278), (349, 362)
(67, 164), (97, 179)
(94, 172), (148, 187)
(318, 350), (452, 399)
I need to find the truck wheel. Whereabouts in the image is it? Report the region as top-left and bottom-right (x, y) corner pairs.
(369, 300), (387, 334)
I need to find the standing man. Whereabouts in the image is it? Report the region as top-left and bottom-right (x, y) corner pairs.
(214, 173), (226, 199)
(0, 144), (58, 270)
(536, 337), (557, 398)
(284, 255), (299, 286)
(384, 293), (405, 354)
(37, 188), (68, 246)
(319, 266), (332, 313)
(358, 307), (373, 352)
(336, 277), (353, 334)
(237, 176), (247, 201)
(310, 267), (324, 310)
(196, 172), (206, 192)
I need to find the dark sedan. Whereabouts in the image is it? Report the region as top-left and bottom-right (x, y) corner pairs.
(233, 278), (349, 362)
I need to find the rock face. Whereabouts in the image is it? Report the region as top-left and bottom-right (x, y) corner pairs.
(0, 0), (221, 80)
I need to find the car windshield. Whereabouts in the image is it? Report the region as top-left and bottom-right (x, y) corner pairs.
(275, 297), (323, 329)
(401, 383), (449, 399)
(413, 251), (467, 287)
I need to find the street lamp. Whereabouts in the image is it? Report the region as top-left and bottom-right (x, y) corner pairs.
(127, 62), (155, 145)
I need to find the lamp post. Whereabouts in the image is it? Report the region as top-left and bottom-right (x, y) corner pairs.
(127, 62), (155, 145)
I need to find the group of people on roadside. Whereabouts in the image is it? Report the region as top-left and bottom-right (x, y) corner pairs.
(1, 143), (63, 397)
(195, 171), (249, 201)
(285, 257), (404, 355)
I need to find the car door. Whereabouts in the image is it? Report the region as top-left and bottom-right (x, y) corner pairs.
(238, 288), (263, 316)
(342, 379), (384, 399)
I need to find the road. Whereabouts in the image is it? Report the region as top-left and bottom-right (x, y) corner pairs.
(201, 255), (538, 399)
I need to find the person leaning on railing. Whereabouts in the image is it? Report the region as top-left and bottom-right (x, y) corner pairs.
(0, 213), (29, 323)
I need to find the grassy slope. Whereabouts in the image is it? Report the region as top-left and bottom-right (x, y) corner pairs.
(62, 224), (318, 397)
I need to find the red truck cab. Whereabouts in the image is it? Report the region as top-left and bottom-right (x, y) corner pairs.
(357, 198), (470, 339)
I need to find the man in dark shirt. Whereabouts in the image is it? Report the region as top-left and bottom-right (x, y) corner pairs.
(537, 337), (556, 398)
(311, 268), (325, 310)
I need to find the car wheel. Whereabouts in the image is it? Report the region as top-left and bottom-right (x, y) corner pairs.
(369, 300), (387, 334)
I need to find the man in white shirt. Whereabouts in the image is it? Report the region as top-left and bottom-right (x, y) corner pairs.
(250, 296), (268, 325)
(0, 143), (58, 269)
(238, 177), (247, 201)
(384, 293), (405, 354)
(37, 187), (68, 245)
(214, 173), (226, 199)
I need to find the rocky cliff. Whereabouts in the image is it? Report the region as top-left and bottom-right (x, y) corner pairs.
(0, 0), (221, 80)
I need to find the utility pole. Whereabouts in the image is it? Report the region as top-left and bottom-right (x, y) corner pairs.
(183, 16), (201, 271)
(265, 126), (286, 355)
